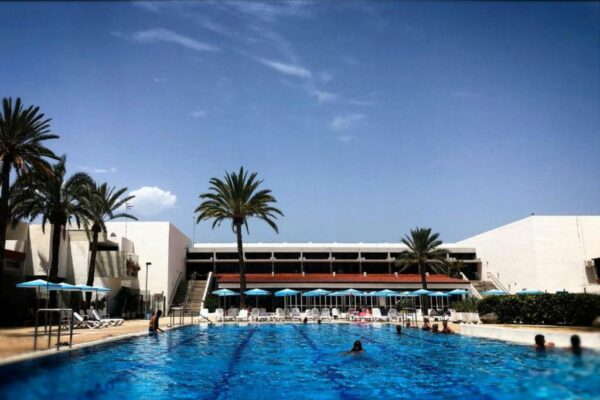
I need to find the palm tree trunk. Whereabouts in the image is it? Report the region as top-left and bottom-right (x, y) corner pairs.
(419, 261), (429, 313)
(235, 224), (246, 308)
(86, 227), (99, 306)
(0, 161), (12, 289)
(48, 224), (62, 307)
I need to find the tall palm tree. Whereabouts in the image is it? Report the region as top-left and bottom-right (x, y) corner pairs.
(195, 167), (283, 307)
(0, 98), (59, 286)
(83, 182), (136, 304)
(395, 227), (448, 311)
(11, 157), (93, 283)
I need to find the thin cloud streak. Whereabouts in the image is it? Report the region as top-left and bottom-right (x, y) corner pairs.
(114, 28), (219, 52)
(255, 57), (312, 79)
(329, 113), (367, 131)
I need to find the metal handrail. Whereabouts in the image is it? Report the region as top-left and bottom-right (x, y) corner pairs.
(34, 308), (74, 350)
(182, 271), (197, 309)
(168, 270), (184, 312)
(459, 272), (483, 299)
(486, 272), (510, 293)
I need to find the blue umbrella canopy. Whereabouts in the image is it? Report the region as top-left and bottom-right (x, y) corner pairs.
(481, 289), (508, 296)
(412, 289), (432, 295)
(376, 289), (400, 297)
(212, 289), (239, 297)
(516, 289), (544, 295)
(16, 279), (61, 290)
(356, 291), (377, 297)
(302, 289), (332, 297)
(447, 289), (469, 295)
(75, 284), (98, 292)
(429, 291), (449, 297)
(244, 288), (271, 296)
(399, 291), (417, 297)
(92, 286), (111, 292)
(274, 288), (300, 297)
(328, 291), (346, 297)
(339, 288), (363, 296)
(51, 282), (80, 291)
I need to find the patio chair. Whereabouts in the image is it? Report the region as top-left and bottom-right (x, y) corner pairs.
(236, 309), (249, 321)
(283, 308), (292, 320)
(215, 308), (225, 322)
(251, 308), (260, 321)
(225, 308), (238, 321)
(274, 308), (285, 321)
(320, 308), (332, 321)
(92, 310), (124, 326)
(388, 308), (399, 322)
(310, 308), (320, 320)
(73, 312), (101, 329)
(291, 307), (302, 321)
(259, 309), (269, 321)
(372, 308), (387, 322)
(331, 308), (340, 320)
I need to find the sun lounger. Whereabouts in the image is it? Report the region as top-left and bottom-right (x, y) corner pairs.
(291, 307), (302, 321)
(259, 310), (269, 321)
(283, 308), (292, 320)
(331, 308), (340, 319)
(309, 308), (320, 320)
(274, 308), (285, 321)
(93, 310), (124, 326)
(225, 308), (238, 321)
(236, 309), (249, 321)
(320, 308), (332, 321)
(73, 312), (101, 329)
(215, 308), (225, 322)
(251, 308), (261, 321)
(372, 308), (387, 321)
(387, 308), (399, 321)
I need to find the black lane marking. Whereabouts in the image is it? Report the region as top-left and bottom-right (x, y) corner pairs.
(292, 325), (362, 400)
(205, 327), (257, 400)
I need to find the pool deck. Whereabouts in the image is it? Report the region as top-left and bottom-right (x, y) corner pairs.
(0, 318), (598, 366)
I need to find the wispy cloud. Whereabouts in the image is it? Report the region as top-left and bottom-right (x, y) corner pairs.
(189, 110), (207, 118)
(113, 28), (219, 52)
(255, 57), (312, 79)
(311, 90), (337, 103)
(80, 166), (117, 174)
(348, 99), (374, 106)
(329, 113), (367, 131)
(226, 1), (312, 22)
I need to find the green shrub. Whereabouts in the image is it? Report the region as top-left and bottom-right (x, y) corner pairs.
(477, 293), (600, 326)
(453, 298), (480, 312)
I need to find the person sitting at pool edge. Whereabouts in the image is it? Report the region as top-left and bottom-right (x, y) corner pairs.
(534, 334), (554, 350)
(422, 317), (431, 331)
(441, 320), (453, 334)
(149, 310), (164, 334)
(405, 320), (411, 328)
(348, 340), (363, 353)
(396, 325), (402, 335)
(303, 316), (308, 324)
(570, 334), (582, 355)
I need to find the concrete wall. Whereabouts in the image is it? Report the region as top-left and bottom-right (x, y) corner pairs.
(458, 216), (600, 293)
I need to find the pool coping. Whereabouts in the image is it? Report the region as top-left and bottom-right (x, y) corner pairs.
(0, 323), (191, 368)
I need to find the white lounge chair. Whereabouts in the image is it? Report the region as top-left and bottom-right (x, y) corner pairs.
(236, 309), (249, 321)
(259, 309), (269, 321)
(372, 308), (387, 322)
(387, 308), (399, 322)
(331, 308), (340, 320)
(251, 308), (260, 321)
(310, 308), (320, 320)
(93, 310), (124, 326)
(320, 308), (332, 321)
(274, 308), (285, 321)
(73, 312), (101, 329)
(283, 308), (292, 320)
(215, 308), (225, 322)
(225, 308), (238, 321)
(291, 308), (302, 321)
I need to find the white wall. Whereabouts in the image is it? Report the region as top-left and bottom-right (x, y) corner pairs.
(458, 216), (600, 293)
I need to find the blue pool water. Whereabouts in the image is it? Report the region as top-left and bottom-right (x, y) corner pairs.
(0, 324), (599, 399)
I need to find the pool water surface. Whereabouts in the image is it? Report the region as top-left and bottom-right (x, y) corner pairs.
(0, 323), (598, 399)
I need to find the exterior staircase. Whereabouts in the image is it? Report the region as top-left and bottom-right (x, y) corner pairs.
(169, 273), (211, 314)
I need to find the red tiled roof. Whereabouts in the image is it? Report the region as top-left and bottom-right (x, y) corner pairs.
(216, 273), (464, 284)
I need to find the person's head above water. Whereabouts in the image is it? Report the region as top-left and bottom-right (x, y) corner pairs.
(156, 310), (162, 317)
(351, 340), (363, 352)
(396, 325), (402, 334)
(535, 334), (545, 348)
(571, 335), (582, 354)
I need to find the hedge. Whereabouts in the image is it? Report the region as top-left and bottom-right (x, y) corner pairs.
(477, 293), (600, 326)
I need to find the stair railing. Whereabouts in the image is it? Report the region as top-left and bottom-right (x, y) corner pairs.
(168, 270), (183, 314)
(486, 272), (511, 294)
(182, 271), (197, 310)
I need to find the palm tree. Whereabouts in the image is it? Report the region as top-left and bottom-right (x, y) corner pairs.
(395, 227), (448, 311)
(195, 167), (283, 307)
(83, 182), (136, 304)
(11, 156), (93, 283)
(0, 98), (59, 286)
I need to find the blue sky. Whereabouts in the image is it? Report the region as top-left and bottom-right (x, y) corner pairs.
(1, 1), (598, 244)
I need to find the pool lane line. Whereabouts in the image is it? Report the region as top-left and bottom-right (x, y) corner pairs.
(292, 325), (362, 400)
(205, 327), (258, 400)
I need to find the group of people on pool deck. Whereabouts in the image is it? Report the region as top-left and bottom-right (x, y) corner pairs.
(406, 317), (454, 334)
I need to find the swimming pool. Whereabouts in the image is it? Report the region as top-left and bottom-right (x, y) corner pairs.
(0, 324), (598, 399)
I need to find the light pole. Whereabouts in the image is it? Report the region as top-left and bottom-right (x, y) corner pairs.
(145, 262), (152, 317)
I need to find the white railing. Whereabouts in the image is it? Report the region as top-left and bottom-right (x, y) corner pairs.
(201, 271), (212, 308)
(460, 272), (483, 299)
(486, 272), (511, 293)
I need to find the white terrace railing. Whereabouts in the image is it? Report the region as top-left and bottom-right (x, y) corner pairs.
(486, 271), (511, 294)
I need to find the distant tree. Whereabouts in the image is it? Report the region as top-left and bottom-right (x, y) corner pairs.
(395, 227), (448, 311)
(83, 182), (136, 304)
(11, 156), (92, 283)
(446, 260), (465, 279)
(195, 167), (283, 307)
(0, 98), (58, 286)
